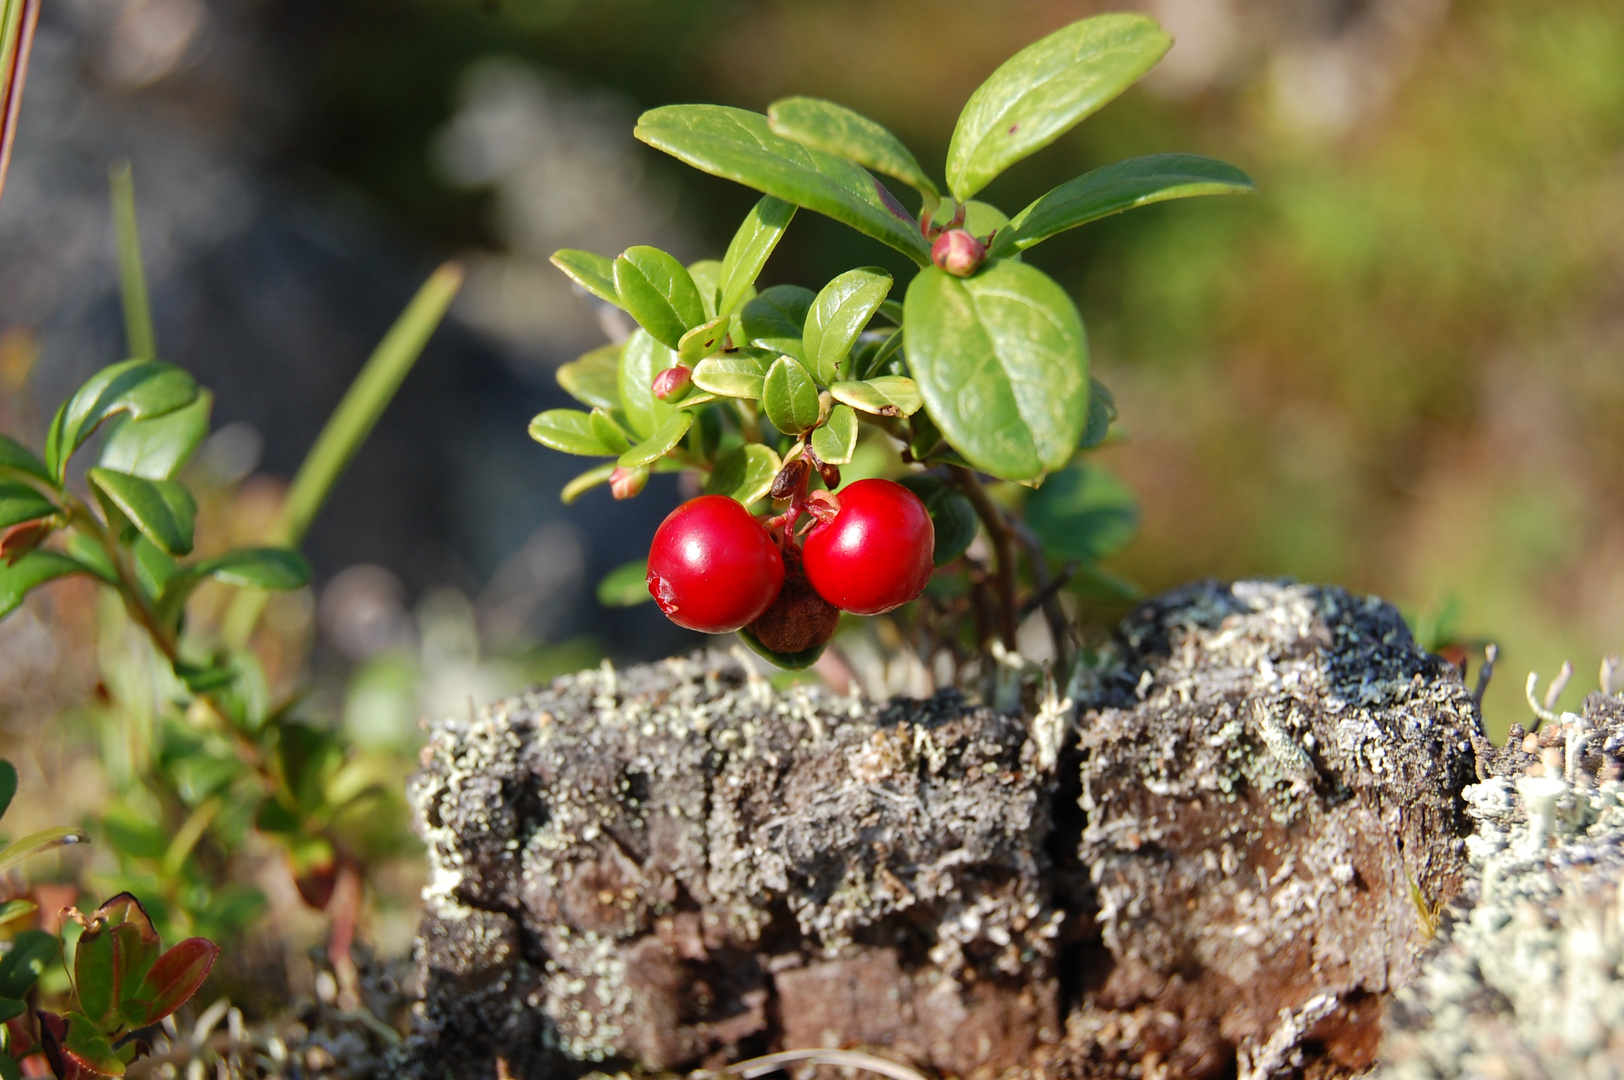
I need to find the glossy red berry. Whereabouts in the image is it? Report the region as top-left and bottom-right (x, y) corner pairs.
(801, 478), (934, 615)
(647, 495), (785, 633)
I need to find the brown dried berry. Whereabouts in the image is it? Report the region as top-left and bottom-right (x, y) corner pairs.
(744, 570), (840, 655)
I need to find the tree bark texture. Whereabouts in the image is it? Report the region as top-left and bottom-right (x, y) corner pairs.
(398, 581), (1481, 1080)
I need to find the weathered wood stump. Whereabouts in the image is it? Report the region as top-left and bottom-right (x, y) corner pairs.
(398, 581), (1481, 1080)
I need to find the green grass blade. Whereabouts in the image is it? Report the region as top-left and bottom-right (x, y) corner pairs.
(109, 160), (158, 360)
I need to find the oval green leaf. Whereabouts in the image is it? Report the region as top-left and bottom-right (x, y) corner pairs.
(1080, 377), (1117, 451)
(549, 249), (623, 309)
(767, 96), (939, 200)
(687, 259), (724, 319)
(97, 389), (212, 481)
(762, 356), (821, 436)
(597, 560), (654, 607)
(692, 353), (768, 399)
(0, 481), (55, 530)
(742, 285), (815, 358)
(619, 411), (694, 467)
(0, 435), (50, 485)
(678, 313), (733, 365)
(619, 329), (678, 438)
(87, 468), (196, 557)
(809, 404), (858, 465)
(1025, 464), (1138, 561)
(0, 930), (57, 999)
(613, 246), (707, 350)
(719, 196), (796, 317)
(192, 548), (312, 591)
(829, 376), (922, 417)
(946, 14), (1172, 201)
(0, 826), (88, 876)
(898, 476), (979, 566)
(989, 153), (1255, 258)
(527, 410), (616, 456)
(589, 409), (633, 454)
(705, 443), (782, 505)
(561, 462), (618, 504)
(903, 261), (1088, 483)
(634, 105), (930, 264)
(852, 326), (904, 381)
(803, 268), (893, 385)
(53, 360), (200, 481)
(556, 343), (623, 410)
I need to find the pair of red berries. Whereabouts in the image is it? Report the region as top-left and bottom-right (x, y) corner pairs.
(645, 478), (935, 636)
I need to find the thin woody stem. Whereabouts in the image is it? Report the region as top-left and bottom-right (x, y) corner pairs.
(949, 466), (1018, 651)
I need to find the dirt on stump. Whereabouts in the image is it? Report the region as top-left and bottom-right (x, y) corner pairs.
(396, 580), (1481, 1080)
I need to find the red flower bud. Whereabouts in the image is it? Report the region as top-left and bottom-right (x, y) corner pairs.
(652, 364), (693, 401)
(930, 228), (986, 277)
(610, 466), (649, 500)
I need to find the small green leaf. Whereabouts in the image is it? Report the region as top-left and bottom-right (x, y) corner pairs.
(192, 548), (311, 590)
(767, 97), (939, 200)
(0, 998), (21, 1024)
(989, 154), (1254, 258)
(686, 259), (724, 319)
(719, 196), (796, 317)
(86, 468), (197, 556)
(829, 376), (922, 417)
(635, 106), (930, 264)
(0, 899), (37, 929)
(762, 357), (821, 435)
(0, 930), (57, 999)
(549, 249), (623, 309)
(0, 551), (90, 620)
(597, 561), (654, 607)
(0, 435), (50, 485)
(0, 1048), (18, 1080)
(692, 353), (769, 399)
(0, 827), (87, 876)
(946, 14), (1172, 201)
(528, 410), (616, 456)
(561, 463), (617, 504)
(613, 247), (707, 350)
(1026, 464), (1138, 561)
(619, 330), (678, 439)
(618, 411), (694, 467)
(174, 661), (236, 693)
(810, 404), (858, 465)
(1080, 377), (1117, 450)
(904, 261), (1088, 483)
(132, 536), (178, 599)
(852, 326), (904, 381)
(705, 444), (781, 505)
(556, 343), (623, 410)
(60, 1010), (125, 1076)
(589, 409), (633, 454)
(678, 313), (733, 365)
(897, 476), (979, 566)
(96, 389), (212, 481)
(0, 760), (14, 820)
(0, 481), (55, 530)
(803, 268), (893, 385)
(53, 359), (200, 480)
(741, 285), (815, 358)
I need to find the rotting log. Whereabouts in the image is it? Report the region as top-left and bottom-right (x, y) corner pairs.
(397, 580), (1481, 1080)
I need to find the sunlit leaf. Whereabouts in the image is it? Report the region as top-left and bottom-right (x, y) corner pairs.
(96, 390), (211, 481)
(767, 96), (939, 200)
(678, 313), (732, 365)
(555, 343), (623, 410)
(946, 14), (1171, 201)
(692, 353), (769, 399)
(719, 196), (796, 317)
(803, 268), (892, 385)
(618, 329), (678, 439)
(561, 462), (617, 504)
(829, 376), (921, 417)
(614, 246), (707, 350)
(809, 404), (858, 465)
(589, 409), (633, 454)
(86, 467), (196, 556)
(705, 443), (781, 505)
(686, 259), (724, 319)
(549, 249), (622, 309)
(741, 285), (815, 359)
(527, 410), (617, 456)
(618, 411), (693, 468)
(596, 560), (654, 607)
(762, 356), (821, 435)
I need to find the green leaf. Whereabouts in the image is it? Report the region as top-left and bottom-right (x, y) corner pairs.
(63, 535), (118, 584)
(1080, 377), (1117, 450)
(809, 404), (858, 465)
(719, 196), (797, 317)
(635, 106), (931, 264)
(101, 807), (169, 861)
(549, 249), (623, 309)
(945, 14), (1172, 201)
(1, 1048), (19, 1080)
(0, 480), (54, 529)
(87, 468), (197, 556)
(60, 1010), (125, 1076)
(0, 827), (88, 875)
(613, 247), (707, 350)
(686, 259), (724, 319)
(903, 261), (1088, 483)
(0, 551), (89, 620)
(618, 411), (694, 467)
(125, 937), (218, 1027)
(829, 376), (922, 417)
(803, 268), (893, 385)
(678, 313), (733, 365)
(0, 930), (57, 999)
(741, 285), (815, 358)
(0, 435), (50, 485)
(619, 330), (678, 439)
(173, 661), (236, 693)
(556, 344), (623, 410)
(705, 444), (781, 505)
(131, 536), (178, 599)
(52, 359), (200, 481)
(898, 476), (979, 566)
(561, 463), (617, 504)
(853, 326), (905, 381)
(762, 356), (821, 435)
(527, 410), (616, 456)
(767, 96), (939, 200)
(0, 759), (13, 820)
(192, 548), (311, 590)
(589, 409), (633, 454)
(692, 353), (769, 399)
(0, 998), (21, 1024)
(1026, 464), (1138, 561)
(96, 389), (212, 481)
(988, 153), (1254, 258)
(597, 561), (654, 607)
(0, 899), (37, 928)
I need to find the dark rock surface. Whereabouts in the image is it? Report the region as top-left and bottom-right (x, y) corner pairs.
(398, 581), (1482, 1080)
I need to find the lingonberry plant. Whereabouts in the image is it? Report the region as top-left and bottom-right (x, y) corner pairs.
(532, 13), (1253, 676)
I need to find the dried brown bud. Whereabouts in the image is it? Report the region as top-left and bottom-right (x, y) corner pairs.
(770, 457), (810, 501)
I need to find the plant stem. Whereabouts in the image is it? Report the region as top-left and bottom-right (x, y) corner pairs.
(1011, 518), (1071, 666)
(950, 466), (1018, 651)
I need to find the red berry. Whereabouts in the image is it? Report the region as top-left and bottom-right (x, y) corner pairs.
(646, 495), (785, 633)
(801, 478), (934, 615)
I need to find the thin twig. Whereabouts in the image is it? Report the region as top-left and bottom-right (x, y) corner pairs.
(949, 466), (1017, 651)
(1011, 517), (1072, 665)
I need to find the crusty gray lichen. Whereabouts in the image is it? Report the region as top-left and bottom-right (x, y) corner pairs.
(400, 581), (1482, 1080)
(1379, 691), (1624, 1079)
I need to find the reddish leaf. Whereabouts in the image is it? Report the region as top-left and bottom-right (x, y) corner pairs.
(124, 938), (217, 1028)
(35, 1010), (77, 1080)
(0, 520), (53, 564)
(59, 1012), (122, 1077)
(68, 896), (159, 1030)
(87, 896), (157, 949)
